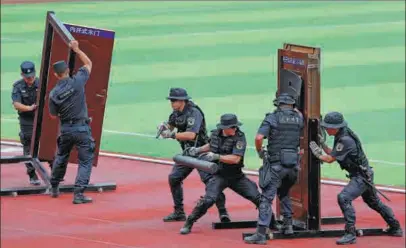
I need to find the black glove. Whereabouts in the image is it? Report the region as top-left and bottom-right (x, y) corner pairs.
(199, 152), (220, 162)
(183, 147), (201, 157)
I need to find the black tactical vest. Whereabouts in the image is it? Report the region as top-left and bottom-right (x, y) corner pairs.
(267, 108), (302, 157)
(334, 127), (369, 173)
(209, 128), (245, 176)
(14, 78), (38, 122)
(171, 101), (209, 150)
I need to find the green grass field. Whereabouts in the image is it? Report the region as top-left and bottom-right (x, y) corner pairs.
(1, 1), (405, 186)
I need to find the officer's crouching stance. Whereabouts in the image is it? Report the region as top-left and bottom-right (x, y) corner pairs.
(160, 88), (230, 223)
(48, 40), (95, 204)
(309, 112), (403, 245)
(179, 114), (261, 235)
(244, 93), (304, 245)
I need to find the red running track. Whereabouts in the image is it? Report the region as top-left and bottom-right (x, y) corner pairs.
(1, 146), (405, 248)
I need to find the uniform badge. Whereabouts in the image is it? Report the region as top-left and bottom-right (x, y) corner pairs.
(236, 141), (244, 150)
(187, 117), (195, 126)
(336, 143), (344, 152)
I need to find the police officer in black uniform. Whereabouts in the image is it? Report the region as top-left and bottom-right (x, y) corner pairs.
(309, 112), (403, 245)
(179, 113), (262, 234)
(160, 88), (230, 223)
(48, 40), (95, 204)
(244, 93), (304, 245)
(11, 61), (42, 185)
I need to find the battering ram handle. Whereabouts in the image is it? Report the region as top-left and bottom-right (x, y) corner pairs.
(173, 154), (219, 174)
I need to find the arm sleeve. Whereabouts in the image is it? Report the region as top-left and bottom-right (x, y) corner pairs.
(331, 137), (357, 162)
(48, 94), (58, 116)
(73, 66), (90, 86)
(185, 109), (203, 133)
(11, 85), (22, 103)
(232, 134), (247, 157)
(257, 114), (276, 137)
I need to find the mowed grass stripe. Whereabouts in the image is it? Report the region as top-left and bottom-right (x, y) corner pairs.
(3, 29), (404, 71)
(2, 62), (404, 109)
(98, 82), (404, 133)
(1, 2), (402, 35)
(3, 9), (405, 42)
(0, 2), (317, 22)
(83, 63), (406, 105)
(101, 107), (405, 144)
(0, 2), (355, 24)
(109, 46), (406, 84)
(2, 45), (404, 89)
(0, 1), (253, 15)
(2, 19), (404, 51)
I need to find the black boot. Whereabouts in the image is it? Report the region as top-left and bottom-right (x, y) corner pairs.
(73, 187), (92, 204)
(384, 222), (403, 237)
(28, 172), (40, 186)
(218, 208), (231, 223)
(50, 185), (60, 198)
(244, 225), (267, 245)
(282, 218), (294, 235)
(180, 217), (195, 235)
(336, 225), (357, 245)
(163, 208), (186, 222)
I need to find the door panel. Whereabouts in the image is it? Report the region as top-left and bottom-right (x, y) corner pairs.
(37, 23), (115, 167)
(275, 44), (321, 229)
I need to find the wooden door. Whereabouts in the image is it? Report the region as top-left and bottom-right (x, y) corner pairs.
(37, 23), (115, 167)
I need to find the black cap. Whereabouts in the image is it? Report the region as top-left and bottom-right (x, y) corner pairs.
(216, 114), (242, 129)
(20, 61), (35, 78)
(53, 60), (68, 74)
(320, 112), (348, 129)
(166, 87), (191, 100)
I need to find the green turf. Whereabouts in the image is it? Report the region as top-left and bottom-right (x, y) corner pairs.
(1, 1), (405, 186)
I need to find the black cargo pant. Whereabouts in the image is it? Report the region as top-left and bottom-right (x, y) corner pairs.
(50, 124), (95, 191)
(338, 170), (400, 229)
(19, 124), (36, 177)
(187, 174), (261, 222)
(169, 164), (227, 213)
(258, 163), (298, 227)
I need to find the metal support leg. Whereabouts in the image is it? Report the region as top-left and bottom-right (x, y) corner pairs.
(321, 216), (346, 225)
(242, 228), (388, 240)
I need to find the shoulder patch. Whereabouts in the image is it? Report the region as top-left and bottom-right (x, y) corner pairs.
(336, 142), (344, 152)
(236, 141), (245, 149)
(187, 117), (195, 126)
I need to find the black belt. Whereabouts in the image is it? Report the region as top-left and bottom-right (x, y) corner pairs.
(61, 118), (90, 125)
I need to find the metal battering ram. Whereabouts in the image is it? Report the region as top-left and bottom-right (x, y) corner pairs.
(173, 155), (219, 174)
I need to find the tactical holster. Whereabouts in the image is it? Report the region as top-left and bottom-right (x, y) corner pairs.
(267, 149), (298, 168)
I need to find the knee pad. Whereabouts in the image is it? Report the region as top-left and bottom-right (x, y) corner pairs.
(259, 200), (271, 213)
(197, 196), (216, 210)
(337, 193), (351, 209)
